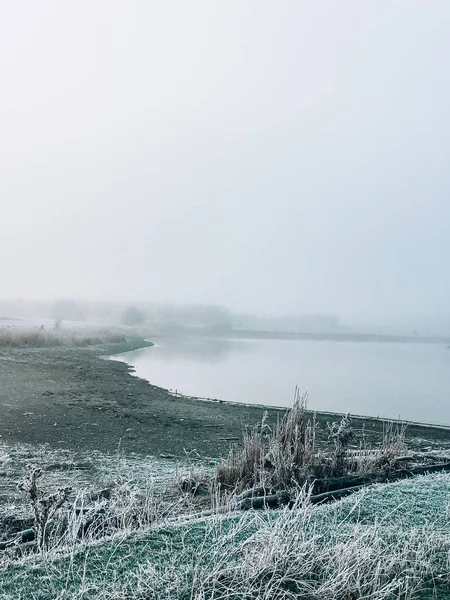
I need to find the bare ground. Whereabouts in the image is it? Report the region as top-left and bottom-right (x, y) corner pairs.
(1, 337), (450, 545)
(0, 338), (449, 459)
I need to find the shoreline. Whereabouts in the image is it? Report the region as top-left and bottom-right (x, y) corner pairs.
(1, 336), (449, 458)
(232, 328), (450, 345)
(170, 390), (450, 432)
(114, 339), (450, 433)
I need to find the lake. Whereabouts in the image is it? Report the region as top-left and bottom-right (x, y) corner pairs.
(111, 337), (450, 425)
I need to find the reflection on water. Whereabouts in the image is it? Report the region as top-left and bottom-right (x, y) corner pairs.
(130, 337), (243, 363)
(111, 337), (450, 425)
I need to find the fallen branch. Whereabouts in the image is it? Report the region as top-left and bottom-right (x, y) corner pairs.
(239, 491), (291, 510)
(0, 528), (35, 550)
(312, 462), (450, 494)
(236, 486), (272, 501)
(309, 485), (362, 505)
(394, 453), (450, 462)
(235, 463), (450, 510)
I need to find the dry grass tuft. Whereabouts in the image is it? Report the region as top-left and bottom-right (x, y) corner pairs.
(214, 418), (269, 493)
(214, 389), (411, 495)
(269, 389), (317, 485)
(215, 388), (318, 492)
(0, 326), (126, 348)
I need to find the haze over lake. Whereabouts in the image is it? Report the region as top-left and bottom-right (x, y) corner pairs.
(112, 337), (450, 426)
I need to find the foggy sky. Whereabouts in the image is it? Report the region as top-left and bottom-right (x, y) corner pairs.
(1, 1), (449, 322)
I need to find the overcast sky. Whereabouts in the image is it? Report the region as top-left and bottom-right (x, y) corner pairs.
(1, 1), (449, 321)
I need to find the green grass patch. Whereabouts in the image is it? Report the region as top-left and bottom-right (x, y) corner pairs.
(1, 474), (449, 599)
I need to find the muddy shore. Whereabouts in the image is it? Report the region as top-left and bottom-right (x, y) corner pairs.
(1, 338), (449, 458)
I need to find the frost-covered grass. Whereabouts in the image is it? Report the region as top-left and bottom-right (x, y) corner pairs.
(0, 473), (449, 600)
(214, 390), (409, 493)
(1, 406), (449, 599)
(0, 443), (187, 533)
(0, 326), (125, 348)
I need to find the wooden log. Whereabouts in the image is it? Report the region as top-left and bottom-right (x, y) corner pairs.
(89, 488), (112, 501)
(0, 528), (35, 550)
(236, 486), (272, 502)
(312, 462), (450, 494)
(312, 475), (378, 494)
(394, 453), (450, 462)
(239, 491), (290, 510)
(310, 485), (363, 505)
(310, 463), (450, 505)
(20, 529), (35, 543)
(386, 462), (450, 479)
(236, 463), (450, 511)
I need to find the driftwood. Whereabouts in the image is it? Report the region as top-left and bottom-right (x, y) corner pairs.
(312, 462), (450, 495)
(310, 485), (362, 504)
(310, 463), (450, 504)
(236, 487), (272, 502)
(238, 485), (362, 510)
(89, 488), (112, 502)
(312, 475), (373, 494)
(235, 462), (450, 511)
(390, 462), (450, 477)
(0, 507), (108, 551)
(394, 453), (450, 462)
(0, 528), (35, 550)
(239, 491), (290, 510)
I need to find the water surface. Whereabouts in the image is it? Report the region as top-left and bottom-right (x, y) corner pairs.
(112, 337), (450, 425)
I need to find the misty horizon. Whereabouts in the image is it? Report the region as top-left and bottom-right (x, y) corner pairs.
(1, 1), (449, 325)
(2, 296), (450, 337)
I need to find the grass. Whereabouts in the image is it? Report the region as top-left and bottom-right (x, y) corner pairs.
(1, 398), (449, 598)
(0, 474), (448, 599)
(0, 443), (186, 543)
(0, 327), (126, 348)
(214, 390), (317, 493)
(213, 389), (408, 495)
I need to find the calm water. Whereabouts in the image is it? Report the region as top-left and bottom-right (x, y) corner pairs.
(111, 337), (450, 425)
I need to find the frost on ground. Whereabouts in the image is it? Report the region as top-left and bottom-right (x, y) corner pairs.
(0, 468), (449, 600)
(0, 442), (188, 542)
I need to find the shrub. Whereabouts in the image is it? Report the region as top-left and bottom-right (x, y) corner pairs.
(18, 468), (71, 551)
(215, 388), (318, 492)
(214, 390), (409, 495)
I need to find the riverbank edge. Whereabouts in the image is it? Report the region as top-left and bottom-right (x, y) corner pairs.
(2, 334), (448, 458)
(110, 337), (450, 434)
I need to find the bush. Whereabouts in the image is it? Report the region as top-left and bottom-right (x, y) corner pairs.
(215, 388), (317, 492)
(214, 389), (408, 494)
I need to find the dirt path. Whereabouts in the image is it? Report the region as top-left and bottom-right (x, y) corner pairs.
(1, 339), (449, 458)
